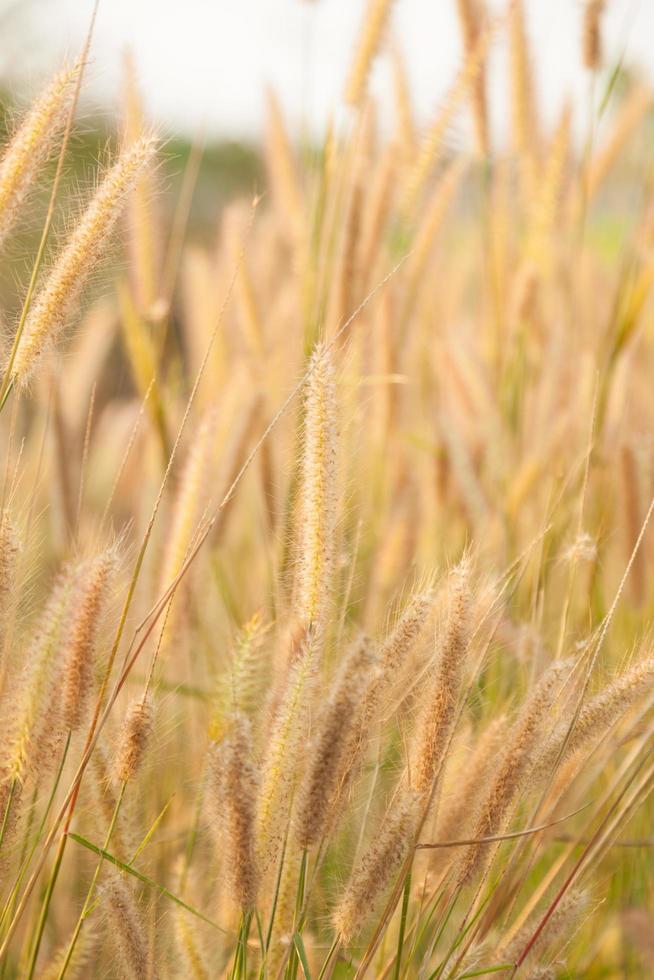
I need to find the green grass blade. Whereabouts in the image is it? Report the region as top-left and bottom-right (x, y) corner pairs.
(293, 932), (313, 980)
(67, 832), (227, 934)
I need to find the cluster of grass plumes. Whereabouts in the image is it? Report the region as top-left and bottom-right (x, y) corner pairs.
(2, 1), (654, 976)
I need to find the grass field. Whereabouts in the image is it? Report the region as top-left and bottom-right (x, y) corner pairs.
(1, 1), (654, 976)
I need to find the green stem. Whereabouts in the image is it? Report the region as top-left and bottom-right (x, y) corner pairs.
(285, 849), (308, 980)
(265, 830), (290, 953)
(392, 867), (412, 980)
(316, 938), (340, 980)
(230, 910), (252, 980)
(56, 781), (127, 979)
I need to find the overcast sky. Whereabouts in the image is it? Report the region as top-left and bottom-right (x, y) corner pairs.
(2, 0), (652, 143)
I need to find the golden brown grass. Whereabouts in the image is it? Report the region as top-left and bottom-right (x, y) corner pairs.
(1, 4), (654, 978)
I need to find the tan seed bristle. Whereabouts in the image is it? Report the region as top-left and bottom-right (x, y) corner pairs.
(160, 411), (216, 596)
(265, 848), (303, 977)
(264, 91), (304, 241)
(11, 135), (157, 384)
(333, 790), (420, 944)
(433, 714), (507, 866)
(1, 566), (77, 783)
(122, 53), (161, 314)
(295, 635), (378, 849)
(524, 969), (557, 980)
(533, 657), (654, 780)
(114, 696), (154, 783)
(586, 84), (651, 202)
(498, 888), (588, 966)
(256, 635), (318, 872)
(0, 65), (78, 248)
(297, 343), (337, 632)
(61, 552), (116, 732)
(509, 0), (540, 200)
(208, 714), (259, 909)
(410, 561), (471, 799)
(103, 873), (155, 980)
(361, 587), (435, 727)
(211, 611), (270, 740)
(458, 660), (571, 885)
(0, 510), (19, 602)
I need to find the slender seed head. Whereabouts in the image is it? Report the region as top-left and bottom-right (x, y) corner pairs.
(38, 927), (96, 980)
(362, 587), (435, 727)
(11, 135), (157, 384)
(208, 714), (259, 909)
(113, 696), (154, 783)
(0, 510), (20, 657)
(211, 610), (271, 740)
(0, 65), (78, 248)
(458, 660), (571, 885)
(295, 635), (378, 848)
(103, 873), (155, 980)
(0, 510), (19, 606)
(498, 889), (589, 966)
(256, 633), (318, 872)
(297, 343), (337, 632)
(61, 551), (116, 732)
(333, 790), (420, 944)
(434, 714), (507, 866)
(1, 566), (77, 783)
(533, 656), (654, 780)
(410, 561), (471, 799)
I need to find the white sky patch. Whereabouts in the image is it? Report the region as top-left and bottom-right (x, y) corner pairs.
(2, 0), (651, 144)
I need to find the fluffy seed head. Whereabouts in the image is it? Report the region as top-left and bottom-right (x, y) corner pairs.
(208, 714), (259, 909)
(433, 714), (507, 867)
(0, 510), (20, 638)
(333, 790), (420, 944)
(458, 660), (571, 885)
(38, 926), (96, 980)
(211, 610), (270, 740)
(295, 635), (378, 848)
(255, 634), (318, 872)
(498, 888), (589, 966)
(410, 561), (471, 799)
(103, 873), (155, 980)
(114, 696), (154, 783)
(61, 551), (116, 732)
(533, 657), (654, 781)
(0, 65), (78, 248)
(1, 566), (77, 783)
(362, 587), (435, 727)
(297, 343), (337, 632)
(11, 135), (157, 385)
